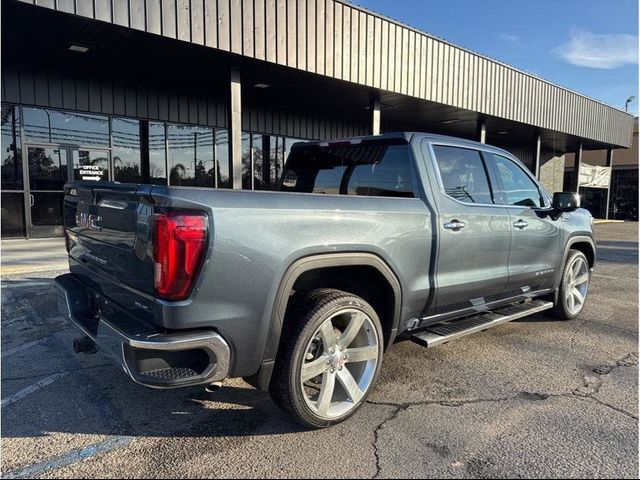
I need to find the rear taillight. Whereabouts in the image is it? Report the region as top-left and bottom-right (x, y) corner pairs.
(153, 211), (208, 300)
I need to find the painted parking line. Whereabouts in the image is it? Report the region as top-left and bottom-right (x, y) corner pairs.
(0, 264), (68, 276)
(1, 338), (47, 357)
(1, 372), (68, 408)
(3, 436), (134, 479)
(592, 274), (620, 280)
(1, 281), (53, 289)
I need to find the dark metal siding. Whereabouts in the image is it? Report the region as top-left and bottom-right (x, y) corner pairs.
(16, 0), (635, 147)
(2, 65), (367, 139)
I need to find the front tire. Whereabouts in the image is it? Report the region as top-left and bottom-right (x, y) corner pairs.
(552, 249), (591, 320)
(269, 289), (384, 429)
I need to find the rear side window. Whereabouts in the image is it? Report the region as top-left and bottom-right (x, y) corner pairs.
(490, 154), (542, 207)
(280, 143), (415, 198)
(432, 145), (493, 204)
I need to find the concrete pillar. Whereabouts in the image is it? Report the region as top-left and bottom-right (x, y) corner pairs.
(140, 120), (150, 183)
(476, 117), (486, 144)
(533, 133), (541, 179)
(370, 98), (381, 135)
(604, 148), (614, 219)
(571, 142), (583, 193)
(229, 68), (242, 189)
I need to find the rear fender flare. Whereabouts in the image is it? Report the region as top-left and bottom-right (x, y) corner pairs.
(251, 252), (402, 391)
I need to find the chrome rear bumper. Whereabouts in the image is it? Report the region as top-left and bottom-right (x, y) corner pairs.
(55, 273), (230, 389)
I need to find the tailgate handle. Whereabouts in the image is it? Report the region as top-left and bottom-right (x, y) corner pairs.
(98, 199), (128, 210)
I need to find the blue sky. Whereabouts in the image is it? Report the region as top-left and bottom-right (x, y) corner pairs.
(352, 0), (639, 115)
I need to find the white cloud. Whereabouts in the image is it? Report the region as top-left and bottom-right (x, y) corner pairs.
(555, 28), (638, 69)
(500, 33), (522, 45)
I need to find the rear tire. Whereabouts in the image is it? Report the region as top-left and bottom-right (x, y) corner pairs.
(269, 289), (384, 429)
(552, 249), (591, 320)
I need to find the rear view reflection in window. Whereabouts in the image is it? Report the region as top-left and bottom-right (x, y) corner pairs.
(279, 143), (415, 198)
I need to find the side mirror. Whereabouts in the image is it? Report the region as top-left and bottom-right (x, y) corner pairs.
(553, 192), (580, 211)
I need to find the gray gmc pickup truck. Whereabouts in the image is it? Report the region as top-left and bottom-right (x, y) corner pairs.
(55, 132), (595, 428)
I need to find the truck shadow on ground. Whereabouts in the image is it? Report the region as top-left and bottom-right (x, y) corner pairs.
(1, 277), (308, 439)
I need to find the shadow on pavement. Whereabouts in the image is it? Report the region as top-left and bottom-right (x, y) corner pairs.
(2, 276), (306, 440)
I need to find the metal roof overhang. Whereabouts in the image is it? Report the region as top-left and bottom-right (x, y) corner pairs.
(7, 0), (635, 152)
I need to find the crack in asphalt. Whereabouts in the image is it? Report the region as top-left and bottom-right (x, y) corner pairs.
(367, 393), (542, 478)
(371, 404), (404, 479)
(580, 318), (639, 335)
(367, 352), (638, 478)
(569, 320), (588, 347)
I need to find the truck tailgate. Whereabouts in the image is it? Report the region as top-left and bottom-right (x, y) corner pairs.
(64, 182), (155, 296)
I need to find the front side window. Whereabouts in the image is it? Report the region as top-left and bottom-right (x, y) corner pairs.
(280, 143), (415, 198)
(491, 154), (542, 207)
(432, 145), (493, 204)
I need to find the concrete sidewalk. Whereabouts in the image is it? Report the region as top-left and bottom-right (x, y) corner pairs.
(1, 237), (68, 275)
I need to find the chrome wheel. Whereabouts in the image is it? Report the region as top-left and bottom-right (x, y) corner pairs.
(300, 308), (380, 420)
(565, 256), (589, 315)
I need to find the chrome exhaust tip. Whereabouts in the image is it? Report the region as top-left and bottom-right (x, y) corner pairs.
(205, 381), (223, 393)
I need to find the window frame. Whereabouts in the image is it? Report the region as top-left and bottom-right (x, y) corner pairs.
(428, 142), (497, 207)
(485, 152), (548, 209)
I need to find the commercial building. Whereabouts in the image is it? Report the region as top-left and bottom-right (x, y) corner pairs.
(1, 0), (635, 237)
(565, 118), (638, 220)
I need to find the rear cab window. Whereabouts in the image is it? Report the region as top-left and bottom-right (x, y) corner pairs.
(280, 141), (416, 198)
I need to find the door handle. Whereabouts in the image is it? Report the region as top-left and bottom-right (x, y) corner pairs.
(29, 194), (34, 207)
(444, 220), (466, 231)
(513, 219), (529, 229)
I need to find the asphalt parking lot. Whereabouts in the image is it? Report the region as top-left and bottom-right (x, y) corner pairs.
(1, 223), (638, 478)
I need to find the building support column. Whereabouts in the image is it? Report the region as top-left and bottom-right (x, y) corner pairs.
(572, 142), (583, 193)
(370, 98), (381, 135)
(262, 134), (271, 189)
(229, 68), (243, 189)
(604, 148), (614, 219)
(140, 120), (150, 183)
(476, 116), (486, 144)
(533, 133), (541, 179)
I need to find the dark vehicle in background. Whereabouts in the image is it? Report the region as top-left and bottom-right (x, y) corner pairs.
(56, 132), (595, 428)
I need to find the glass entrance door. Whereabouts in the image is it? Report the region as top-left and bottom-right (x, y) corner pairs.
(72, 149), (110, 182)
(26, 145), (69, 237)
(25, 145), (111, 237)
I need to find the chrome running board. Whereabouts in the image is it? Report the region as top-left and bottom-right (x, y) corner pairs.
(410, 299), (553, 348)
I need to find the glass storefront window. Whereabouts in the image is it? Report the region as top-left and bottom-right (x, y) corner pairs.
(252, 133), (267, 190)
(167, 124), (214, 187)
(215, 128), (231, 188)
(149, 122), (167, 184)
(23, 108), (109, 147)
(241, 134), (307, 190)
(241, 132), (252, 189)
(112, 118), (142, 183)
(1, 105), (22, 190)
(1, 192), (25, 237)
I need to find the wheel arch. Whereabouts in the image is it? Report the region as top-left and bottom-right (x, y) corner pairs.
(246, 252), (402, 392)
(553, 235), (596, 301)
